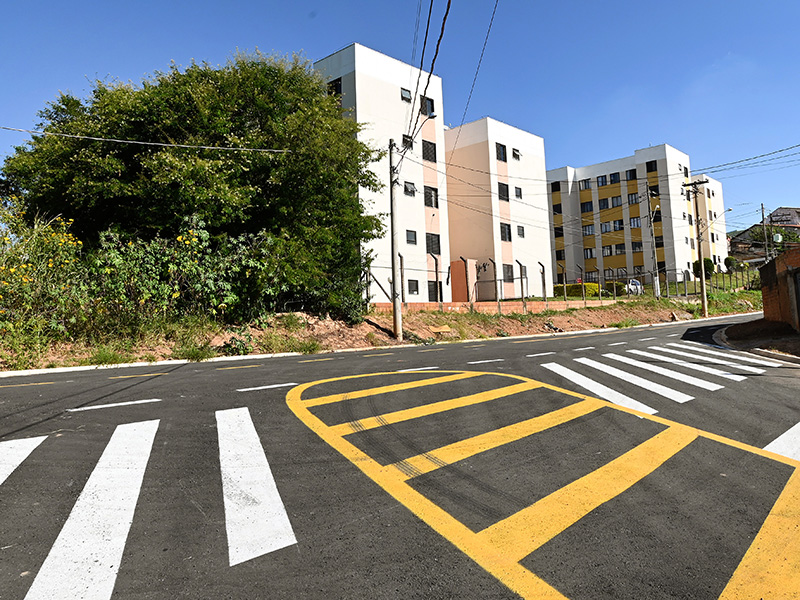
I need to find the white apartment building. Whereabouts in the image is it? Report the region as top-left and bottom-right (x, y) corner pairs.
(547, 144), (729, 285)
(315, 43), (452, 303)
(445, 117), (552, 300)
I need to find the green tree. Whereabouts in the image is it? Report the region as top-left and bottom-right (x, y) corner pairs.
(2, 52), (383, 320)
(724, 256), (739, 271)
(693, 258), (715, 278)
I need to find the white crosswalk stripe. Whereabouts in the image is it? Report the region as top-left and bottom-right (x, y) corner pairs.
(627, 349), (747, 382)
(24, 420), (159, 600)
(574, 357), (694, 403)
(649, 346), (765, 374)
(0, 435), (47, 486)
(673, 341), (786, 367)
(541, 362), (658, 415)
(602, 353), (724, 391)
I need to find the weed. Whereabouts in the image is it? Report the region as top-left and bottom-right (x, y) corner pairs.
(276, 313), (307, 332)
(609, 318), (640, 328)
(84, 346), (132, 365)
(221, 330), (254, 356)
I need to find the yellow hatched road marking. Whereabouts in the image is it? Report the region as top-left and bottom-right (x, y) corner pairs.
(392, 398), (604, 480)
(476, 425), (697, 562)
(719, 467), (800, 598)
(301, 371), (482, 408)
(329, 381), (541, 437)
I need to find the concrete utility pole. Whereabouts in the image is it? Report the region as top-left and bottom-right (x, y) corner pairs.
(388, 139), (402, 340)
(644, 189), (661, 298)
(685, 180), (709, 318)
(762, 203), (770, 261)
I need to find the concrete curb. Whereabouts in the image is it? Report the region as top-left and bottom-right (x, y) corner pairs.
(714, 324), (800, 366)
(0, 311), (766, 379)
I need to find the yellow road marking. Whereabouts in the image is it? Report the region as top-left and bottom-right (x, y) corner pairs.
(719, 467), (800, 598)
(329, 381), (541, 437)
(476, 425), (697, 562)
(364, 352), (394, 357)
(301, 372), (483, 408)
(392, 398), (604, 480)
(511, 331), (617, 344)
(298, 357), (335, 363)
(216, 364), (262, 370)
(418, 348), (443, 353)
(0, 381), (55, 389)
(108, 373), (168, 379)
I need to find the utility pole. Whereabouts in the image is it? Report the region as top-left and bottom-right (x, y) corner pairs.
(761, 203), (770, 261)
(685, 180), (709, 318)
(388, 139), (402, 340)
(644, 188), (661, 298)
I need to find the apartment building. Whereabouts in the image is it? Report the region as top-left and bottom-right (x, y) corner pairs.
(547, 144), (729, 285)
(445, 117), (552, 300)
(315, 43), (452, 303)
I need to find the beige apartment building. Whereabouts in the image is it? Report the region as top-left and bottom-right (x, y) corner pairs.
(315, 43), (452, 303)
(445, 117), (552, 301)
(547, 144), (728, 286)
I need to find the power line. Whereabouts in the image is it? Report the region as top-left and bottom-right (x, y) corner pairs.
(692, 141), (800, 173)
(0, 126), (290, 153)
(411, 0), (423, 64)
(407, 0), (435, 137)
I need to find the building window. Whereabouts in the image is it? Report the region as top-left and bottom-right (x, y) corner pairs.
(515, 186), (522, 199)
(611, 195), (622, 207)
(626, 168), (638, 181)
(584, 247), (596, 259)
(503, 264), (514, 282)
(498, 182), (509, 201)
(649, 185), (659, 196)
(708, 209), (713, 220)
(420, 95), (435, 116)
(613, 219), (624, 231)
(690, 238), (695, 249)
(496, 143), (507, 162)
(610, 172), (620, 184)
(554, 226), (564, 238)
(551, 181), (561, 193)
(585, 270), (598, 282)
(555, 249), (565, 260)
(422, 140), (437, 162)
(630, 216), (641, 228)
(408, 279), (419, 295)
(402, 134), (413, 149)
(427, 281), (442, 302)
(646, 160), (658, 173)
(406, 230), (417, 245)
(615, 243), (626, 255)
(517, 225), (525, 238)
(688, 214), (693, 225)
(580, 201), (593, 213)
(634, 265), (644, 275)
(628, 192), (639, 205)
(632, 241), (643, 252)
(512, 148), (521, 160)
(404, 181), (416, 196)
(599, 198), (609, 210)
(602, 245), (612, 257)
(424, 186), (438, 208)
(553, 203), (562, 215)
(655, 236), (664, 248)
(582, 224), (595, 236)
(684, 166), (689, 177)
(685, 237), (690, 245)
(604, 268), (614, 279)
(597, 175), (608, 187)
(328, 77), (342, 96)
(601, 222), (612, 233)
(400, 88), (412, 102)
(579, 179), (591, 190)
(426, 232), (441, 255)
(653, 210), (662, 223)
(500, 222), (512, 241)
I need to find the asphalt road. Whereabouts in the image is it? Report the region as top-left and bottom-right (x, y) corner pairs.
(1, 312), (799, 599)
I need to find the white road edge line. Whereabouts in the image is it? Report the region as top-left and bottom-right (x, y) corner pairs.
(0, 435), (48, 486)
(575, 357), (694, 403)
(627, 349), (747, 382)
(216, 407), (296, 566)
(66, 399), (162, 412)
(466, 359), (505, 365)
(764, 422), (800, 461)
(24, 420), (159, 600)
(397, 366), (440, 372)
(237, 382), (298, 392)
(603, 353), (723, 391)
(541, 362), (657, 415)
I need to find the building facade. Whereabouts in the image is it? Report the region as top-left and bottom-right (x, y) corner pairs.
(547, 144), (729, 285)
(444, 117), (552, 301)
(315, 43), (452, 303)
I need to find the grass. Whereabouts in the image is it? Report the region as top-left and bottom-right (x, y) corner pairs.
(609, 318), (640, 328)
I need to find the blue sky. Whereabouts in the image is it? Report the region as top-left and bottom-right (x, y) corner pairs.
(2, 0), (799, 232)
